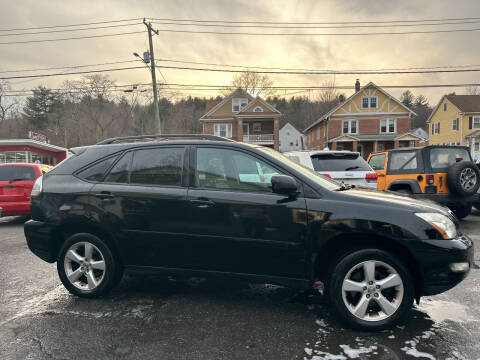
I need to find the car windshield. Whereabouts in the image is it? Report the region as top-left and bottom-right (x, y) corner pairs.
(310, 153), (372, 172)
(257, 147), (341, 191)
(429, 148), (471, 169)
(0, 165), (36, 181)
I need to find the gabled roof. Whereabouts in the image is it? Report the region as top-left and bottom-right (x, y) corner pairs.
(238, 97), (281, 114)
(199, 88), (280, 120)
(427, 94), (480, 124)
(280, 122), (304, 135)
(304, 82), (416, 132)
(328, 132), (422, 142)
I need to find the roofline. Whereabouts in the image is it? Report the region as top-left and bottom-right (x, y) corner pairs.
(304, 81), (417, 132)
(239, 97), (281, 114)
(327, 131), (422, 142)
(0, 139), (67, 152)
(199, 88), (256, 120)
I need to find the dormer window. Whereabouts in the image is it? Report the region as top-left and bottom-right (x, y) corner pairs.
(232, 98), (248, 112)
(362, 96), (378, 109)
(253, 106), (263, 112)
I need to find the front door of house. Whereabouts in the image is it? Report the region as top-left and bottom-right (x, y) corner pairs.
(471, 137), (480, 163)
(242, 123), (249, 142)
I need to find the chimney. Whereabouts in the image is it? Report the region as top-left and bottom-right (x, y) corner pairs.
(338, 94), (345, 103)
(355, 79), (360, 92)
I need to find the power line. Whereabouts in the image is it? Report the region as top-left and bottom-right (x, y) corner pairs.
(150, 20), (480, 29)
(148, 16), (480, 25)
(0, 30), (144, 45)
(145, 27), (480, 36)
(0, 18), (143, 32)
(0, 60), (138, 74)
(0, 22), (142, 37)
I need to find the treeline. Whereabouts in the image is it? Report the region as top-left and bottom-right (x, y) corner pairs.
(0, 75), (433, 148)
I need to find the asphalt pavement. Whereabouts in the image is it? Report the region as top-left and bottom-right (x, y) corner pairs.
(0, 213), (479, 360)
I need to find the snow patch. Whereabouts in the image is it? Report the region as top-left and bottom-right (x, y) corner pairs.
(339, 344), (377, 359)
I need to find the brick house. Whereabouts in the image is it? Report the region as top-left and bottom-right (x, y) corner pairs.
(200, 88), (281, 150)
(304, 81), (422, 158)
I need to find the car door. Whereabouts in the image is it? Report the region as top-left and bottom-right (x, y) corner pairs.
(89, 146), (190, 268)
(185, 146), (309, 278)
(368, 153), (387, 190)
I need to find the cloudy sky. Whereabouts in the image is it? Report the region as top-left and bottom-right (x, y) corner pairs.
(1, 0), (480, 105)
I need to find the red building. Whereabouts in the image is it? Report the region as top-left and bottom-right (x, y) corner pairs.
(0, 139), (68, 165)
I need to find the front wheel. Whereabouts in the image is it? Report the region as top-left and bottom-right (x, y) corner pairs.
(326, 249), (414, 331)
(57, 233), (122, 298)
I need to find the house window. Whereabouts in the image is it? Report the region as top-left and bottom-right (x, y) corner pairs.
(443, 103), (447, 112)
(253, 106), (263, 112)
(253, 123), (261, 132)
(452, 118), (458, 131)
(213, 123), (232, 138)
(342, 119), (357, 134)
(377, 143), (385, 151)
(362, 96), (377, 109)
(317, 127), (320, 140)
(380, 118), (396, 133)
(473, 116), (480, 129)
(433, 122), (440, 135)
(232, 98), (248, 112)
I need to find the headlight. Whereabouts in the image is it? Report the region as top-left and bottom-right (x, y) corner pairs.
(31, 176), (43, 197)
(415, 212), (457, 239)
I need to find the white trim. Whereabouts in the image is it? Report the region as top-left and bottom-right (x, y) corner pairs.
(0, 139), (67, 152)
(200, 117), (234, 122)
(331, 112), (409, 117)
(380, 118), (396, 134)
(342, 119), (358, 134)
(200, 88), (255, 119)
(253, 106), (263, 112)
(239, 97), (280, 114)
(433, 122), (440, 134)
(451, 118), (458, 131)
(473, 116), (480, 129)
(236, 115), (280, 119)
(232, 98), (248, 112)
(213, 123), (233, 138)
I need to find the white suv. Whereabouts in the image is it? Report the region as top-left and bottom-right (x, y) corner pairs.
(283, 150), (377, 189)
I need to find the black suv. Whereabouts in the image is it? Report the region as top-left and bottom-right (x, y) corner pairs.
(25, 135), (473, 330)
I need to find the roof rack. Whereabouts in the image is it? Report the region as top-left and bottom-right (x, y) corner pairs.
(96, 134), (235, 145)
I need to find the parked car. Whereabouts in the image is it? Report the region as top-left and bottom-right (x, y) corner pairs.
(367, 145), (479, 219)
(25, 135), (472, 330)
(283, 150), (377, 189)
(0, 163), (51, 217)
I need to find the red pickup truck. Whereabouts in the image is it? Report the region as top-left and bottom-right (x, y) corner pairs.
(0, 163), (51, 217)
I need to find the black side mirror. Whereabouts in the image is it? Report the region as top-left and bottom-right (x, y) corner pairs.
(271, 175), (298, 196)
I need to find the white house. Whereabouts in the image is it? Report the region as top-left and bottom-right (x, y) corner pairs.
(279, 123), (305, 152)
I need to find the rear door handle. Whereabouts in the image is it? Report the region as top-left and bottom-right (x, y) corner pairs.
(94, 191), (114, 200)
(190, 198), (215, 208)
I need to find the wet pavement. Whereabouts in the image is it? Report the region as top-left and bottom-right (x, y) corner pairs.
(0, 213), (479, 360)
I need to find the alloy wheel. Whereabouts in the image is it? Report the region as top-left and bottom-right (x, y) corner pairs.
(341, 260), (404, 322)
(460, 168), (477, 191)
(64, 242), (106, 291)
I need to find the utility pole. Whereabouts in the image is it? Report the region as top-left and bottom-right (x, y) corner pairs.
(143, 18), (161, 134)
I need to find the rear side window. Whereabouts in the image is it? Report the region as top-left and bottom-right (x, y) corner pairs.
(389, 151), (418, 170)
(0, 165), (35, 181)
(130, 147), (184, 186)
(310, 153), (371, 172)
(368, 154), (386, 171)
(77, 155), (118, 182)
(430, 148), (470, 169)
(105, 152), (131, 183)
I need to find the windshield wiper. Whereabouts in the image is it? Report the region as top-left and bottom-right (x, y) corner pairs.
(345, 166), (361, 171)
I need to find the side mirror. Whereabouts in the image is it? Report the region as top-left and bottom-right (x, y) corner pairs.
(271, 175), (298, 196)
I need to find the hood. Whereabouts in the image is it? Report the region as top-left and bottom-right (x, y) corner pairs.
(339, 188), (452, 216)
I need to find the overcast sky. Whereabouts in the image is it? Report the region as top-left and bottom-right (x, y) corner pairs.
(1, 0), (480, 105)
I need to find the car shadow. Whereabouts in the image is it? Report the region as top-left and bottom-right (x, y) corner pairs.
(0, 215), (29, 226)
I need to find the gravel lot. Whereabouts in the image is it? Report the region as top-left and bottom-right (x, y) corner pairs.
(0, 213), (479, 360)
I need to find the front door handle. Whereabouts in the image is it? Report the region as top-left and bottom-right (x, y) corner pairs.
(190, 198), (215, 208)
(94, 191), (114, 200)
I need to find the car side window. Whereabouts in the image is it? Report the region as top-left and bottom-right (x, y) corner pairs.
(389, 152), (418, 170)
(77, 155), (119, 182)
(104, 152), (131, 183)
(195, 148), (283, 192)
(130, 147), (184, 186)
(368, 154), (386, 171)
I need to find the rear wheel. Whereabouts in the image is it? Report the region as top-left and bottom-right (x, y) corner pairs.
(57, 233), (122, 298)
(327, 249), (414, 331)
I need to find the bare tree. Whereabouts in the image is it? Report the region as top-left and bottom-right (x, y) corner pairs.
(0, 80), (18, 123)
(315, 80), (343, 104)
(221, 71), (279, 98)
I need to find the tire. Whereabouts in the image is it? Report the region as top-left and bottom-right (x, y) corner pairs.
(57, 233), (122, 298)
(451, 204), (472, 219)
(447, 161), (480, 196)
(474, 202), (480, 212)
(326, 249), (414, 331)
(395, 189), (412, 195)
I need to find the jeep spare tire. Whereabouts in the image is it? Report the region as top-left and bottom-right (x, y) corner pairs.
(447, 161), (480, 196)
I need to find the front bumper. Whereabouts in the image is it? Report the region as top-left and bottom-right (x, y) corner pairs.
(412, 193), (475, 208)
(24, 219), (58, 263)
(411, 234), (474, 296)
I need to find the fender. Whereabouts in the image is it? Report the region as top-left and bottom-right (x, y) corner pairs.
(387, 179), (421, 194)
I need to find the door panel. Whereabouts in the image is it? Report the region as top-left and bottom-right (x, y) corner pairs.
(185, 146), (308, 278)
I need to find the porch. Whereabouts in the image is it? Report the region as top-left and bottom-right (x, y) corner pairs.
(466, 131), (480, 162)
(236, 117), (279, 149)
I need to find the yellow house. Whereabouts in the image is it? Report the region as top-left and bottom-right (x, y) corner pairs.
(427, 95), (480, 161)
